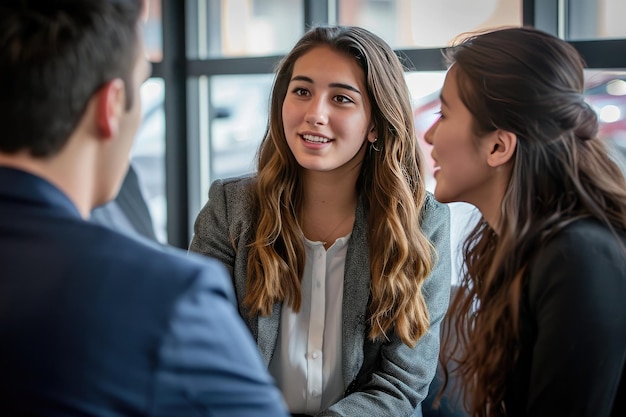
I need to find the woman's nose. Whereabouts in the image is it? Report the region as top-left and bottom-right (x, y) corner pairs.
(424, 122), (436, 145)
(305, 98), (329, 125)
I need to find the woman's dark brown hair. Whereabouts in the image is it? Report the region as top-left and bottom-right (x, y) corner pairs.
(439, 26), (626, 416)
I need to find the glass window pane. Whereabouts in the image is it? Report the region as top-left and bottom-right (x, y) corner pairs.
(338, 0), (522, 49)
(133, 78), (167, 242)
(585, 70), (626, 164)
(194, 0), (304, 58)
(568, 0), (626, 40)
(209, 74), (274, 179)
(142, 0), (163, 62)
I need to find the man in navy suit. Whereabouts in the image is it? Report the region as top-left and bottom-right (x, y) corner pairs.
(0, 1), (289, 416)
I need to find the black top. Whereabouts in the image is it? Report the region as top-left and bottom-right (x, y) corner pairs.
(507, 219), (626, 417)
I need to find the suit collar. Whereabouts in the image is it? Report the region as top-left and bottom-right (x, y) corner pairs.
(0, 167), (81, 219)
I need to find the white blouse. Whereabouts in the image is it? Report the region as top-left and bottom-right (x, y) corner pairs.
(268, 234), (351, 415)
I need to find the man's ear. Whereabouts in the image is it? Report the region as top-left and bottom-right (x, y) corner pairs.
(486, 129), (517, 168)
(95, 78), (125, 140)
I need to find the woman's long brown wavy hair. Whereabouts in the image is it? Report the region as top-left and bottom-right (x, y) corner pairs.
(438, 27), (626, 416)
(243, 25), (435, 347)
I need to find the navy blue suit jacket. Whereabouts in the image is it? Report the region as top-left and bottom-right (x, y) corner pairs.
(0, 167), (289, 417)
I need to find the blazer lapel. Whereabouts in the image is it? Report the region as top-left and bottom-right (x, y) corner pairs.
(257, 302), (282, 365)
(233, 223), (281, 366)
(341, 200), (371, 388)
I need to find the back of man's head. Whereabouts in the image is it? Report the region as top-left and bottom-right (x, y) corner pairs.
(0, 0), (143, 157)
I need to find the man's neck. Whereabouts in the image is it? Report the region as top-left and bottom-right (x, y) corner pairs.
(0, 150), (94, 219)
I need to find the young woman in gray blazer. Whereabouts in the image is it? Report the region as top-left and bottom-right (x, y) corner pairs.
(190, 25), (451, 417)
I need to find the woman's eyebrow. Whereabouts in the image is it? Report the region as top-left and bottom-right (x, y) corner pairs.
(290, 75), (361, 95)
(329, 82), (361, 95)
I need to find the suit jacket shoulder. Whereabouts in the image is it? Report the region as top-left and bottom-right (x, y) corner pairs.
(0, 175), (288, 416)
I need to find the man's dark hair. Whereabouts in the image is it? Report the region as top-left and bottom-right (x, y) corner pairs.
(0, 0), (143, 157)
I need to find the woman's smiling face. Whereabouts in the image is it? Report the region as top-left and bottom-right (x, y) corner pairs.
(282, 46), (376, 174)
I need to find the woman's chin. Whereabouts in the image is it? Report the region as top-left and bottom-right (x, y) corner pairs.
(433, 188), (453, 204)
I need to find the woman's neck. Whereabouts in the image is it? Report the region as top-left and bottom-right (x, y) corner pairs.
(300, 170), (359, 248)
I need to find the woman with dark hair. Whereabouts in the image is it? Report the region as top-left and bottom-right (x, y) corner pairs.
(425, 26), (626, 417)
(190, 25), (451, 416)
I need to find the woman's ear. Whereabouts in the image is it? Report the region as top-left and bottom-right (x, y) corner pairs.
(486, 129), (517, 167)
(368, 125), (377, 143)
(95, 78), (126, 140)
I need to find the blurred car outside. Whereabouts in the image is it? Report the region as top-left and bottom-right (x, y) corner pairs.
(584, 73), (626, 158)
(130, 75), (273, 242)
(209, 75), (273, 179)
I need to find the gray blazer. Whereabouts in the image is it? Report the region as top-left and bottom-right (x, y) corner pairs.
(190, 175), (451, 417)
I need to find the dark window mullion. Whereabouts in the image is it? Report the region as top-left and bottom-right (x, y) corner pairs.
(162, 0), (189, 248)
(304, 0), (330, 28)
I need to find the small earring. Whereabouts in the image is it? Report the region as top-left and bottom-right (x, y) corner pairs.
(370, 138), (381, 152)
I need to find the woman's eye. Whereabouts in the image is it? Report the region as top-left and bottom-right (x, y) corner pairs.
(292, 88), (309, 96)
(334, 95), (354, 104)
(435, 110), (444, 119)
